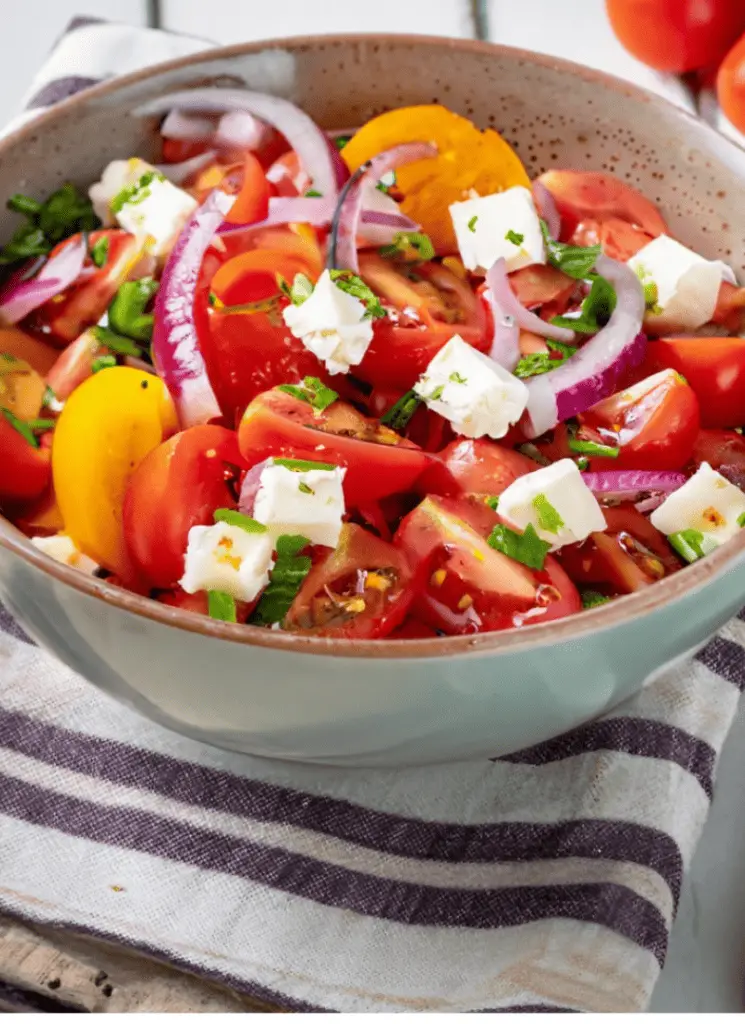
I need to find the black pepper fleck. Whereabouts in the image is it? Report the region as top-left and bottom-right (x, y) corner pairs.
(47, 978), (61, 991)
(101, 984), (114, 998)
(94, 971), (108, 987)
(140, 380), (148, 389)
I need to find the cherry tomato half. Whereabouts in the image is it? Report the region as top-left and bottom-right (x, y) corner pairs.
(0, 415), (51, 506)
(419, 438), (537, 498)
(237, 389), (430, 507)
(536, 170), (667, 242)
(689, 428), (745, 488)
(643, 337), (745, 429)
(717, 31), (745, 135)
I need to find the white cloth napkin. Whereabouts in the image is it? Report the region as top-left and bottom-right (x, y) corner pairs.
(0, 17), (743, 1013)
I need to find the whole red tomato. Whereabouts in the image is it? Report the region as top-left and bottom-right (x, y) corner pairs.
(717, 31), (745, 134)
(606, 0), (745, 73)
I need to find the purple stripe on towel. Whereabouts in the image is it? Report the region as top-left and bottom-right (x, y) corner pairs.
(0, 605), (33, 644)
(696, 635), (745, 691)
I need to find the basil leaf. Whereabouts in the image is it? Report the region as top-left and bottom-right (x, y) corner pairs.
(208, 590), (238, 622)
(108, 278), (158, 343)
(540, 219), (601, 280)
(581, 590), (611, 609)
(276, 376), (338, 412)
(251, 534), (312, 626)
(487, 522), (551, 571)
(273, 458), (336, 473)
(513, 338), (577, 379)
(551, 274), (617, 335)
(379, 231), (435, 263)
(532, 494), (564, 534)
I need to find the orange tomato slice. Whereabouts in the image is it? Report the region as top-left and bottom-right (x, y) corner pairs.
(341, 105), (530, 253)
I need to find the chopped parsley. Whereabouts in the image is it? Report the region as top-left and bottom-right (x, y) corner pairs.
(278, 271), (315, 307)
(107, 278), (158, 343)
(251, 534), (312, 626)
(738, 512), (745, 528)
(485, 495), (500, 510)
(581, 590), (611, 609)
(634, 264), (663, 315)
(568, 437), (620, 459)
(449, 371), (467, 384)
(540, 219), (601, 280)
(467, 215), (478, 233)
(213, 509), (267, 534)
(376, 170), (396, 194)
(329, 269), (386, 319)
(208, 590), (237, 623)
(274, 457), (336, 472)
(92, 355), (117, 373)
(669, 528), (712, 563)
(429, 384), (445, 401)
(277, 376), (338, 412)
(379, 231), (435, 263)
(1, 183), (99, 265)
(532, 493), (564, 534)
(334, 135), (352, 151)
(513, 338), (577, 379)
(380, 389), (422, 432)
(90, 235), (109, 268)
(298, 481), (314, 495)
(551, 274), (617, 335)
(505, 229), (524, 246)
(304, 189), (323, 198)
(487, 522), (551, 571)
(110, 171), (165, 214)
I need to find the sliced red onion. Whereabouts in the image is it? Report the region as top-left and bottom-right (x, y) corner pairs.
(156, 150), (217, 185)
(486, 258), (575, 345)
(216, 192), (417, 239)
(532, 181), (560, 239)
(161, 108), (216, 140)
(215, 110), (268, 151)
(238, 459), (271, 515)
(524, 254), (646, 438)
(152, 189), (234, 428)
(582, 470), (686, 504)
(488, 311), (520, 370)
(328, 142), (437, 273)
(135, 89), (338, 201)
(0, 234), (87, 325)
(358, 185), (418, 245)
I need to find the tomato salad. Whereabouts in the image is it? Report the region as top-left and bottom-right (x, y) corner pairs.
(2, 93), (745, 640)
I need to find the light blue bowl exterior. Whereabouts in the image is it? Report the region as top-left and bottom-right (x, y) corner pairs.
(1, 36), (745, 766)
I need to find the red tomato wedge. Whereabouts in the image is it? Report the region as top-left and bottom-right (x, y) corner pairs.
(420, 438), (537, 498)
(224, 152), (271, 225)
(284, 524), (418, 638)
(643, 337), (745, 429)
(123, 425), (245, 588)
(690, 428), (745, 488)
(395, 495), (580, 634)
(237, 389), (430, 506)
(536, 170), (667, 241)
(0, 415), (51, 506)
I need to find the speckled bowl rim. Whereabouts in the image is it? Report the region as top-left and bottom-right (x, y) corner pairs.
(2, 31), (745, 661)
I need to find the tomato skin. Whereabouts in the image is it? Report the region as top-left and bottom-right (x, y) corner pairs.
(689, 428), (745, 488)
(718, 31), (745, 134)
(643, 337), (745, 429)
(45, 329), (107, 401)
(237, 390), (430, 506)
(123, 425), (245, 589)
(580, 368), (700, 471)
(0, 417), (51, 506)
(420, 438), (537, 498)
(712, 282), (745, 333)
(569, 217), (655, 262)
(536, 170), (667, 242)
(284, 524), (418, 639)
(607, 0), (745, 73)
(508, 265), (576, 310)
(224, 152), (271, 225)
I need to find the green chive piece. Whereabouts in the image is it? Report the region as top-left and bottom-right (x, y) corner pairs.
(380, 390), (422, 432)
(1, 407), (38, 447)
(213, 509), (268, 534)
(108, 277), (158, 343)
(532, 493), (565, 534)
(273, 457), (336, 473)
(91, 326), (141, 356)
(110, 171), (165, 214)
(487, 522), (551, 571)
(92, 355), (117, 373)
(379, 231), (435, 263)
(26, 417), (55, 431)
(581, 590), (611, 609)
(329, 269), (385, 319)
(669, 529), (710, 563)
(90, 235), (109, 268)
(568, 437), (620, 459)
(505, 229), (524, 246)
(208, 590), (238, 622)
(467, 215), (478, 232)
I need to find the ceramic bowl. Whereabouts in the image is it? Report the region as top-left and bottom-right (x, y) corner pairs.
(1, 35), (745, 767)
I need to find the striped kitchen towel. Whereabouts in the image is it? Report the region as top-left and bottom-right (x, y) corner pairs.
(1, 15), (745, 1014)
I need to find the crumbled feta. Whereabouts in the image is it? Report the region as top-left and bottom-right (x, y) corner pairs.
(282, 269), (374, 375)
(650, 462), (745, 549)
(627, 235), (737, 331)
(31, 534), (98, 573)
(498, 459), (607, 550)
(413, 334), (528, 439)
(253, 461), (346, 548)
(449, 186), (545, 274)
(180, 522), (274, 602)
(89, 158), (197, 257)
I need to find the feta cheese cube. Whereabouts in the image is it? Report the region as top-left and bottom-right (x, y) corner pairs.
(498, 459), (607, 550)
(180, 522), (274, 602)
(253, 461), (346, 548)
(282, 269), (374, 375)
(31, 534), (98, 573)
(628, 235), (737, 331)
(413, 334), (528, 439)
(449, 186), (545, 274)
(650, 462), (745, 550)
(89, 158), (197, 257)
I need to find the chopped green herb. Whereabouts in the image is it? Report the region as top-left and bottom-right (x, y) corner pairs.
(334, 135), (352, 151)
(669, 528), (711, 563)
(92, 355), (117, 373)
(516, 442), (551, 466)
(1, 183), (99, 265)
(379, 231), (435, 263)
(42, 385), (57, 409)
(304, 189), (323, 198)
(429, 384), (445, 401)
(274, 457), (336, 472)
(532, 493), (564, 534)
(110, 171), (165, 214)
(251, 534), (312, 626)
(738, 512), (745, 528)
(90, 235), (109, 268)
(551, 274), (617, 335)
(213, 508), (268, 534)
(380, 389), (422, 432)
(208, 590), (238, 622)
(91, 326), (141, 357)
(581, 590), (610, 609)
(277, 375), (338, 412)
(487, 522), (551, 571)
(278, 271), (315, 307)
(485, 495), (500, 510)
(1, 407), (38, 447)
(576, 456), (590, 471)
(513, 337), (578, 379)
(298, 481), (314, 495)
(540, 219), (601, 280)
(26, 417), (55, 432)
(449, 371), (467, 384)
(568, 437), (620, 459)
(108, 278), (158, 343)
(329, 269), (386, 319)
(505, 229), (524, 246)
(376, 170), (396, 194)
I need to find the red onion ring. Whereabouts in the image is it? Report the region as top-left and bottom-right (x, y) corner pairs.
(485, 258), (575, 344)
(328, 142), (437, 273)
(161, 108), (215, 140)
(156, 150), (217, 185)
(532, 181), (560, 239)
(238, 459), (271, 516)
(135, 89), (339, 202)
(214, 111), (268, 151)
(524, 254), (646, 438)
(152, 189), (233, 428)
(0, 234), (87, 325)
(581, 470), (686, 503)
(216, 194), (418, 241)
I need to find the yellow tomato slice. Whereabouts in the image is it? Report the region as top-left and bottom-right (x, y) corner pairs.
(341, 105), (530, 253)
(52, 366), (177, 574)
